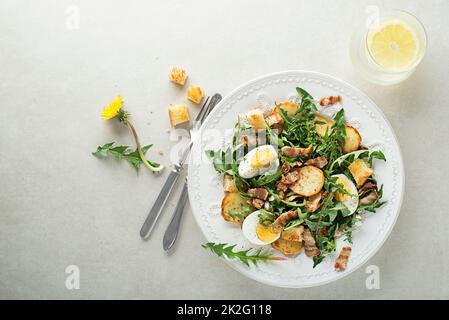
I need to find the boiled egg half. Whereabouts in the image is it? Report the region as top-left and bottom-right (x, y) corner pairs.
(238, 145), (279, 179)
(242, 210), (281, 245)
(332, 174), (359, 214)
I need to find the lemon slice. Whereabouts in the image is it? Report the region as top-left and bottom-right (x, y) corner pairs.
(367, 19), (419, 70)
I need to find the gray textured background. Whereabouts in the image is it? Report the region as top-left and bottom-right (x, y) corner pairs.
(1, 0), (448, 299)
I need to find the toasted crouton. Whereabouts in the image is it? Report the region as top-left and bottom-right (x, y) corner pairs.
(272, 238), (302, 256)
(314, 115), (334, 137)
(168, 104), (190, 127)
(265, 110), (284, 130)
(289, 166), (324, 197)
(341, 126), (361, 153)
(278, 101), (299, 116)
(168, 66), (188, 86)
(223, 175), (237, 193)
(246, 109), (266, 131)
(221, 192), (249, 223)
(187, 84), (204, 104)
(348, 159), (373, 186)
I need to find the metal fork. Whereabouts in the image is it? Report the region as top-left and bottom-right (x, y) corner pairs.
(139, 94), (222, 239)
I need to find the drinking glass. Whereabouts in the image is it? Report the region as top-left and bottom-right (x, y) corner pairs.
(350, 9), (427, 85)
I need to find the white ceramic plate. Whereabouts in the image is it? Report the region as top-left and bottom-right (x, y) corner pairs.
(188, 71), (404, 288)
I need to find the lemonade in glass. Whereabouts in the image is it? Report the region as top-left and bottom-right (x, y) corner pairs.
(350, 9), (427, 85)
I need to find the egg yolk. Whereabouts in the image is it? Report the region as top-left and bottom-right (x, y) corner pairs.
(250, 149), (274, 169)
(335, 177), (351, 202)
(256, 223), (279, 243)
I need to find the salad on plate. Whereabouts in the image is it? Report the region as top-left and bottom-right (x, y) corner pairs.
(206, 87), (386, 270)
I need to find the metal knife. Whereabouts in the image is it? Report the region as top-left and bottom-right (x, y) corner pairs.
(140, 94), (222, 239)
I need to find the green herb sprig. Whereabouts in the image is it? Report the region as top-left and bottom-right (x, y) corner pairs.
(92, 142), (161, 172)
(202, 242), (286, 267)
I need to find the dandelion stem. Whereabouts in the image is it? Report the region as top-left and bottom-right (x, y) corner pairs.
(124, 120), (163, 172)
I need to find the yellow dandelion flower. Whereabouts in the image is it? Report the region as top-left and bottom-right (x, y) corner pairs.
(101, 95), (123, 120)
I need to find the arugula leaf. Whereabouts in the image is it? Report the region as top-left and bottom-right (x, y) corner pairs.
(202, 242), (286, 267)
(268, 190), (306, 208)
(249, 168), (282, 187)
(92, 142), (160, 172)
(284, 209), (307, 230)
(258, 209), (277, 224)
(357, 185), (386, 213)
(227, 205), (252, 221)
(205, 148), (233, 174)
(330, 149), (386, 172)
(296, 87), (318, 117)
(227, 211), (245, 221)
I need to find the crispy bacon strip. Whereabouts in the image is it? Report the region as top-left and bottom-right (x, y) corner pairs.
(281, 163), (291, 174)
(248, 188), (269, 201)
(276, 181), (288, 192)
(360, 190), (379, 205)
(238, 135), (256, 148)
(303, 228), (320, 257)
(280, 169), (300, 185)
(304, 156), (328, 169)
(286, 194), (301, 202)
(360, 181), (376, 191)
(305, 192), (322, 212)
(248, 198), (265, 209)
(335, 247), (352, 271)
(281, 145), (313, 158)
(238, 134), (266, 148)
(271, 210), (298, 232)
(319, 95), (342, 106)
(265, 111), (284, 130)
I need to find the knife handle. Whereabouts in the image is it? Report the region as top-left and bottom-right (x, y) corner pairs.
(139, 168), (181, 239)
(162, 182), (189, 251)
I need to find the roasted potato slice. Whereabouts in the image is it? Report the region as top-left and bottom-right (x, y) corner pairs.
(278, 101), (299, 116)
(289, 166), (324, 197)
(221, 192), (249, 223)
(341, 126), (361, 153)
(314, 114), (333, 137)
(348, 159), (373, 186)
(223, 174), (237, 193)
(272, 238), (303, 256)
(281, 226), (304, 242)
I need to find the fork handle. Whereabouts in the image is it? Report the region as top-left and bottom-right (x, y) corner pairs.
(140, 169), (181, 239)
(162, 183), (189, 251)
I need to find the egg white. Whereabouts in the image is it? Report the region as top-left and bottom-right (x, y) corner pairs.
(238, 145), (279, 179)
(242, 210), (280, 245)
